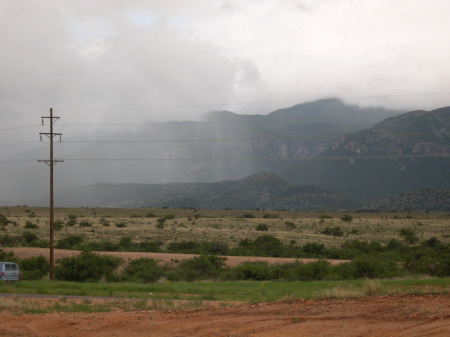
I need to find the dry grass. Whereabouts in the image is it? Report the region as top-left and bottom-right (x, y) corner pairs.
(317, 286), (365, 299)
(314, 280), (383, 300)
(1, 206), (449, 249)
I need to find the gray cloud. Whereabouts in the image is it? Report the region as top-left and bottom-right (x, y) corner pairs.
(1, 0), (449, 144)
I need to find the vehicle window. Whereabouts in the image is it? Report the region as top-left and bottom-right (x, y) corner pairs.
(11, 264), (17, 271)
(5, 264), (11, 271)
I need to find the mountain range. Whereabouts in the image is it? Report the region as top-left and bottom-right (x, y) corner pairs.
(28, 172), (360, 210)
(2, 99), (449, 210)
(282, 106), (450, 203)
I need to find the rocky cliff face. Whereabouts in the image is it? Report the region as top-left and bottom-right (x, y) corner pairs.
(331, 108), (450, 157)
(282, 107), (450, 204)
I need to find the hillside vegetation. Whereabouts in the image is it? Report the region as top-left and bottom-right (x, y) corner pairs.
(366, 189), (450, 212)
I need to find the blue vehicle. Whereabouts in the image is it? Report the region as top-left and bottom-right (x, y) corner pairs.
(0, 262), (21, 281)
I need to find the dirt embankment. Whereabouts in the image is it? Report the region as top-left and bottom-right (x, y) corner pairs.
(0, 295), (449, 337)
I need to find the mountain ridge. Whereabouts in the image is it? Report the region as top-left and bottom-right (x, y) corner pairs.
(25, 172), (360, 210)
(282, 106), (450, 203)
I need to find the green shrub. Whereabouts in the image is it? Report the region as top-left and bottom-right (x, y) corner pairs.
(340, 214), (353, 222)
(404, 245), (450, 277)
(0, 248), (15, 261)
(79, 221), (92, 228)
(66, 215), (77, 227)
(86, 240), (120, 252)
(55, 251), (123, 282)
(20, 256), (49, 280)
(242, 213), (255, 218)
(21, 231), (39, 246)
(336, 240), (384, 259)
(0, 214), (11, 230)
(232, 235), (284, 257)
(233, 261), (276, 280)
(256, 223), (269, 231)
(0, 234), (22, 247)
(321, 226), (344, 237)
(350, 254), (404, 279)
(328, 262), (357, 280)
(285, 222), (296, 230)
(115, 222), (127, 228)
(55, 235), (84, 250)
(118, 236), (135, 250)
(124, 258), (164, 283)
(285, 260), (331, 281)
(24, 221), (38, 229)
(167, 240), (229, 255)
(54, 220), (64, 231)
(167, 255), (226, 281)
(399, 228), (419, 244)
(302, 242), (327, 257)
(99, 218), (110, 226)
(137, 240), (164, 253)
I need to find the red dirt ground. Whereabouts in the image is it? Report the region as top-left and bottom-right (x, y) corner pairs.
(0, 295), (449, 336)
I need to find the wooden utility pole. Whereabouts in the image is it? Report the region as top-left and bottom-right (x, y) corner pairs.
(38, 108), (63, 280)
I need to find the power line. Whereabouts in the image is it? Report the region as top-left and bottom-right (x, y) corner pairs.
(62, 153), (450, 162)
(0, 159), (35, 165)
(0, 112), (398, 130)
(1, 91), (448, 117)
(0, 141), (41, 149)
(1, 151), (448, 166)
(0, 111), (47, 119)
(56, 133), (446, 145)
(0, 124), (42, 132)
(53, 91), (450, 112)
(57, 114), (397, 127)
(0, 130), (447, 149)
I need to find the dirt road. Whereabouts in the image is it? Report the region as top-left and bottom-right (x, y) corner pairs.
(5, 247), (347, 267)
(0, 295), (448, 337)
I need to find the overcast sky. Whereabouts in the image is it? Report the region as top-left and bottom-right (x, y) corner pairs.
(1, 0), (450, 143)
